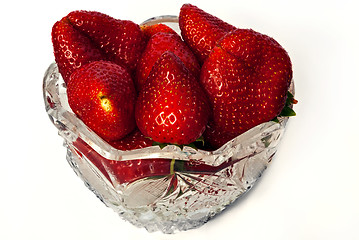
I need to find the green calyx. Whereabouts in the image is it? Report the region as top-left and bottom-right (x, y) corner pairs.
(272, 91), (297, 122)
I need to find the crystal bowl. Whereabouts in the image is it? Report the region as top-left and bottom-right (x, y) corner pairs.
(43, 15), (292, 234)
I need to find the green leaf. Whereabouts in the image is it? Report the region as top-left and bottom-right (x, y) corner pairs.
(152, 141), (168, 149)
(280, 106), (296, 117)
(195, 136), (205, 146)
(286, 91), (295, 104)
(185, 142), (197, 150)
(272, 91), (297, 121)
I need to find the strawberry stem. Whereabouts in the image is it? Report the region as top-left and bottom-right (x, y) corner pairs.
(170, 159), (176, 174)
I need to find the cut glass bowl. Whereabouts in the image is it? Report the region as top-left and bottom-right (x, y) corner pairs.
(43, 15), (293, 234)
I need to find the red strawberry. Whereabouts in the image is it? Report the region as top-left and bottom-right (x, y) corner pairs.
(203, 122), (239, 150)
(67, 61), (136, 142)
(135, 51), (210, 145)
(135, 32), (200, 91)
(66, 10), (145, 73)
(179, 4), (236, 63)
(51, 17), (105, 83)
(141, 23), (177, 41)
(200, 28), (292, 137)
(108, 129), (153, 150)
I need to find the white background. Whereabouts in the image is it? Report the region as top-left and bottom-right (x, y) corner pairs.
(1, 0), (358, 239)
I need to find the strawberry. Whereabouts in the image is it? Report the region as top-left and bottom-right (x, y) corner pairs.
(108, 129), (153, 150)
(203, 122), (239, 150)
(67, 61), (136, 142)
(135, 51), (210, 145)
(141, 23), (177, 41)
(179, 4), (236, 63)
(66, 10), (145, 73)
(51, 17), (105, 83)
(200, 28), (292, 137)
(135, 32), (200, 91)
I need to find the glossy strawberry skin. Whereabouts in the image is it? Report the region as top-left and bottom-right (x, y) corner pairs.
(179, 4), (236, 63)
(67, 61), (136, 142)
(51, 17), (105, 83)
(200, 28), (292, 136)
(203, 122), (239, 150)
(135, 51), (210, 145)
(141, 23), (177, 41)
(66, 10), (145, 73)
(108, 129), (153, 150)
(135, 32), (200, 91)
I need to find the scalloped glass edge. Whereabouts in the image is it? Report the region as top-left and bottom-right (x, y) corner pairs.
(43, 15), (294, 234)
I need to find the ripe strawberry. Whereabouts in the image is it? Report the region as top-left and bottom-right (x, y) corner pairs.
(135, 51), (210, 145)
(67, 61), (136, 142)
(66, 10), (145, 73)
(135, 32), (200, 91)
(141, 23), (177, 41)
(179, 4), (236, 63)
(200, 28), (292, 137)
(203, 122), (239, 150)
(51, 17), (105, 83)
(108, 129), (153, 150)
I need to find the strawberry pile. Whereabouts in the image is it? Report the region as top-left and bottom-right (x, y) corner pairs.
(51, 4), (295, 184)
